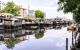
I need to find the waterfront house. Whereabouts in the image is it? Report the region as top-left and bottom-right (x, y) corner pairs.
(19, 7), (28, 17)
(0, 13), (14, 29)
(0, 13), (13, 19)
(4, 18), (22, 30)
(54, 17), (63, 24)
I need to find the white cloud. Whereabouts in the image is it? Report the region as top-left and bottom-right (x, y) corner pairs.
(56, 42), (65, 48)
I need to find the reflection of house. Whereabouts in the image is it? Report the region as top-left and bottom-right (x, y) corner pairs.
(0, 34), (4, 41)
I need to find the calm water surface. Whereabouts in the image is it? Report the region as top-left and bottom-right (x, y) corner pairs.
(0, 26), (72, 50)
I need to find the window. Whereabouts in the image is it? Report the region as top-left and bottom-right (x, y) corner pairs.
(0, 19), (2, 23)
(15, 20), (18, 22)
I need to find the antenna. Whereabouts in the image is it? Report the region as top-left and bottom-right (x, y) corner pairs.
(27, 0), (30, 16)
(28, 5), (29, 15)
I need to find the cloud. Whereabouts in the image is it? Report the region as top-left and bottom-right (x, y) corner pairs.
(56, 42), (65, 48)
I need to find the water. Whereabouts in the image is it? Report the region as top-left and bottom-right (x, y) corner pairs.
(0, 25), (72, 50)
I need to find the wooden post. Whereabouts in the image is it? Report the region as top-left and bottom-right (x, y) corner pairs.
(66, 38), (68, 50)
(72, 31), (74, 47)
(66, 33), (68, 50)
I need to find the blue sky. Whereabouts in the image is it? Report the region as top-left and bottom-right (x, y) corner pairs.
(0, 0), (73, 19)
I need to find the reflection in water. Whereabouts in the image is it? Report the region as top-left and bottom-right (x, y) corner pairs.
(53, 25), (62, 29)
(4, 38), (16, 49)
(0, 28), (46, 49)
(35, 33), (44, 39)
(0, 25), (69, 50)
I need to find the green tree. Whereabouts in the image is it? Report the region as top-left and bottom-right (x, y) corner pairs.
(58, 0), (80, 23)
(3, 1), (20, 16)
(35, 10), (45, 18)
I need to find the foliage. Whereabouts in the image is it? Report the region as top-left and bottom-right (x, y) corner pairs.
(73, 14), (80, 23)
(35, 10), (44, 18)
(58, 0), (80, 23)
(4, 37), (20, 49)
(0, 10), (5, 13)
(3, 1), (20, 16)
(35, 33), (44, 39)
(4, 38), (16, 49)
(58, 0), (80, 13)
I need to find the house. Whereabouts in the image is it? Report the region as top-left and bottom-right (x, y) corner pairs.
(19, 7), (28, 17)
(0, 13), (14, 29)
(0, 13), (13, 19)
(3, 18), (22, 30)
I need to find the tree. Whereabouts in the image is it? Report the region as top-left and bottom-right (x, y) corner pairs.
(35, 10), (45, 18)
(3, 1), (20, 16)
(58, 0), (80, 23)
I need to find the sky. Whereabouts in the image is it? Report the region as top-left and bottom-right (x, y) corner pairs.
(0, 0), (73, 19)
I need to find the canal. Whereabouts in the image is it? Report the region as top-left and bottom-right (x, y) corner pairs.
(0, 25), (72, 50)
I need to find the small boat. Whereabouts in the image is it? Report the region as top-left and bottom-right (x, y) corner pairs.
(67, 25), (73, 31)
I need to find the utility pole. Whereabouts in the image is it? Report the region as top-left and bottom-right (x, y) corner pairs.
(27, 0), (30, 17)
(0, 1), (1, 12)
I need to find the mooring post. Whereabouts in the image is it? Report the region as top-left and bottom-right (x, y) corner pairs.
(66, 32), (68, 50)
(72, 31), (74, 47)
(66, 38), (68, 50)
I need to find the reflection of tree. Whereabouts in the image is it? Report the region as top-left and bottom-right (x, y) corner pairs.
(53, 25), (62, 29)
(4, 38), (15, 49)
(77, 35), (80, 48)
(35, 32), (44, 39)
(4, 37), (21, 49)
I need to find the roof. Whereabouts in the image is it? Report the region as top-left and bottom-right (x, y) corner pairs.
(20, 8), (27, 10)
(0, 13), (13, 16)
(4, 18), (19, 21)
